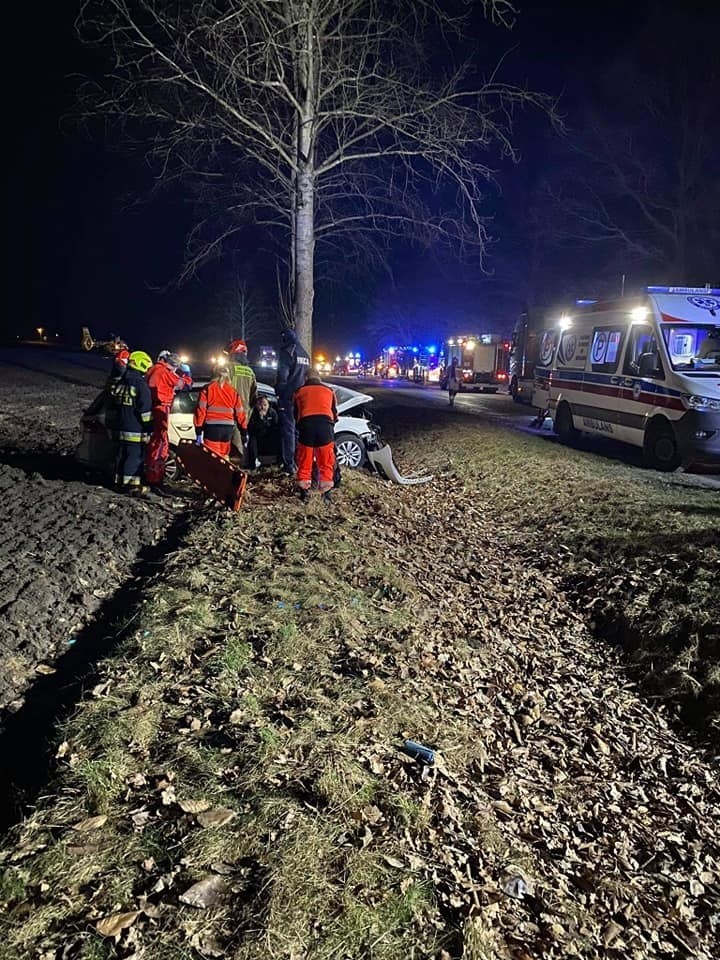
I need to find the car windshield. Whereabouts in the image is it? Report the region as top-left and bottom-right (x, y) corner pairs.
(662, 325), (720, 373)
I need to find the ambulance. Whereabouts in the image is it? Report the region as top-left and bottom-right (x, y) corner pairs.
(542, 286), (720, 470)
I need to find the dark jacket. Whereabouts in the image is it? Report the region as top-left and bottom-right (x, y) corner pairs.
(105, 367), (152, 442)
(276, 328), (310, 404)
(248, 405), (279, 438)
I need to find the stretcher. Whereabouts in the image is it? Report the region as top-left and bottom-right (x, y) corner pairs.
(366, 442), (433, 485)
(175, 439), (247, 511)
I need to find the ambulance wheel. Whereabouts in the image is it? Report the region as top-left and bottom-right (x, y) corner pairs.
(643, 419), (681, 471)
(335, 433), (366, 469)
(555, 402), (579, 445)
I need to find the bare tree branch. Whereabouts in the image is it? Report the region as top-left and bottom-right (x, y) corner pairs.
(75, 0), (554, 348)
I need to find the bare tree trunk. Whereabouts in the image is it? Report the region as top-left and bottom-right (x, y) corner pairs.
(294, 167), (315, 355)
(291, 0), (316, 355)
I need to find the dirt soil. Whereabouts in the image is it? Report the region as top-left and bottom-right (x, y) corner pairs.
(0, 386), (718, 959)
(0, 350), (182, 719)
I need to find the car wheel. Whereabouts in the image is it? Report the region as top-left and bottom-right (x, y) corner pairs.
(165, 446), (184, 481)
(335, 432), (366, 469)
(643, 419), (681, 471)
(554, 402), (580, 445)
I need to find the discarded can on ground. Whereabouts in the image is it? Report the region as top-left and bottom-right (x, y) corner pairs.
(402, 739), (435, 765)
(502, 874), (528, 900)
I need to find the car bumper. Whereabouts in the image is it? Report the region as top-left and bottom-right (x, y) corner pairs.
(676, 410), (720, 464)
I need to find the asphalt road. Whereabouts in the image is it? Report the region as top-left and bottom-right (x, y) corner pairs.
(350, 376), (720, 491)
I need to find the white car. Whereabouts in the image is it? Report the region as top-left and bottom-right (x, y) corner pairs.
(167, 381), (379, 471)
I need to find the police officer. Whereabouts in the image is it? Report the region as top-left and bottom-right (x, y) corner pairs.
(276, 328), (310, 475)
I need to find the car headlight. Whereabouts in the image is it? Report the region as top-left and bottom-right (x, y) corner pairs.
(682, 394), (720, 412)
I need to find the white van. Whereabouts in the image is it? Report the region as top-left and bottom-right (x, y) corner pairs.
(543, 286), (720, 470)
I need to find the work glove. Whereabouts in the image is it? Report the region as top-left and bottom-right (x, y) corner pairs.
(195, 431), (204, 446)
(240, 429), (249, 445)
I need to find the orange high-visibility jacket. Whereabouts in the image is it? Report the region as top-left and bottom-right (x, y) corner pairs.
(146, 362), (192, 406)
(293, 383), (338, 422)
(194, 380), (247, 431)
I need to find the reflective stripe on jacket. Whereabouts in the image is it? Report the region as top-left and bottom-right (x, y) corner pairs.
(106, 368), (152, 438)
(294, 383), (338, 422)
(229, 362), (257, 414)
(194, 381), (247, 431)
(147, 361), (192, 406)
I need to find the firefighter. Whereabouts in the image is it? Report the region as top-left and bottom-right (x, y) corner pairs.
(224, 339), (257, 462)
(293, 369), (338, 503)
(145, 350), (192, 488)
(194, 367), (247, 458)
(276, 327), (310, 475)
(110, 338), (130, 379)
(105, 350), (153, 493)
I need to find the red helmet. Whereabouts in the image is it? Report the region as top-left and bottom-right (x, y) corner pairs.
(225, 339), (247, 356)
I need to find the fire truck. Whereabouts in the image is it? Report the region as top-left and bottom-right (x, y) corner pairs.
(443, 334), (510, 393)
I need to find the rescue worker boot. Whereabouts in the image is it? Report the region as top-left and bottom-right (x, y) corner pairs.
(322, 490), (332, 505)
(299, 489), (310, 504)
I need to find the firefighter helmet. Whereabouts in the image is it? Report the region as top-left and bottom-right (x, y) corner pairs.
(128, 350), (153, 373)
(225, 338), (248, 356)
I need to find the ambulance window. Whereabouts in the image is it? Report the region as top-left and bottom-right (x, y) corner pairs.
(538, 329), (558, 366)
(623, 326), (664, 378)
(590, 326), (624, 373)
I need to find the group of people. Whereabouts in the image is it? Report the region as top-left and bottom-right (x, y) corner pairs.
(89, 328), (339, 502)
(87, 347), (192, 495)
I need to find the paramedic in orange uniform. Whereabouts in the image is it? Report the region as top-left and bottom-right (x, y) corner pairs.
(293, 369), (338, 502)
(194, 368), (247, 458)
(145, 350), (192, 487)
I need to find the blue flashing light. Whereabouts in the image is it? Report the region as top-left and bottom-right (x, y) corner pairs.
(412, 347), (419, 353)
(647, 285), (720, 296)
(427, 345), (437, 355)
(576, 299), (598, 306)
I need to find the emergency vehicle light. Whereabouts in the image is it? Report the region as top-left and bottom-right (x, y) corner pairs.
(646, 285), (720, 296)
(576, 299), (598, 306)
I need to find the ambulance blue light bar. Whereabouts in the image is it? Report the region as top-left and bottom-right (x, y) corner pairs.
(647, 285), (720, 296)
(576, 299), (598, 306)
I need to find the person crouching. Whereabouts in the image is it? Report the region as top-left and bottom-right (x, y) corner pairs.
(247, 394), (279, 470)
(194, 367), (247, 458)
(293, 369), (338, 503)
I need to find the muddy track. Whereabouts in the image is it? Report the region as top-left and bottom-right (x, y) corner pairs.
(0, 511), (194, 830)
(0, 351), (185, 723)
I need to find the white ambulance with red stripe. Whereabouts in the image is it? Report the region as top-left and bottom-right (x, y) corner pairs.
(540, 286), (720, 470)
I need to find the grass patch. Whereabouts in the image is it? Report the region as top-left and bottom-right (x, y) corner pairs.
(1, 410), (718, 959)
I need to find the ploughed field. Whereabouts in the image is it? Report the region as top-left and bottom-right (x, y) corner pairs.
(0, 351), (182, 719)
(0, 348), (719, 959)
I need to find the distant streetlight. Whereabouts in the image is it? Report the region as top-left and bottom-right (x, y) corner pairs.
(37, 327), (44, 337)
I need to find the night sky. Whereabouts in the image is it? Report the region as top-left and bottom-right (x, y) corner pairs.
(2, 0), (717, 357)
